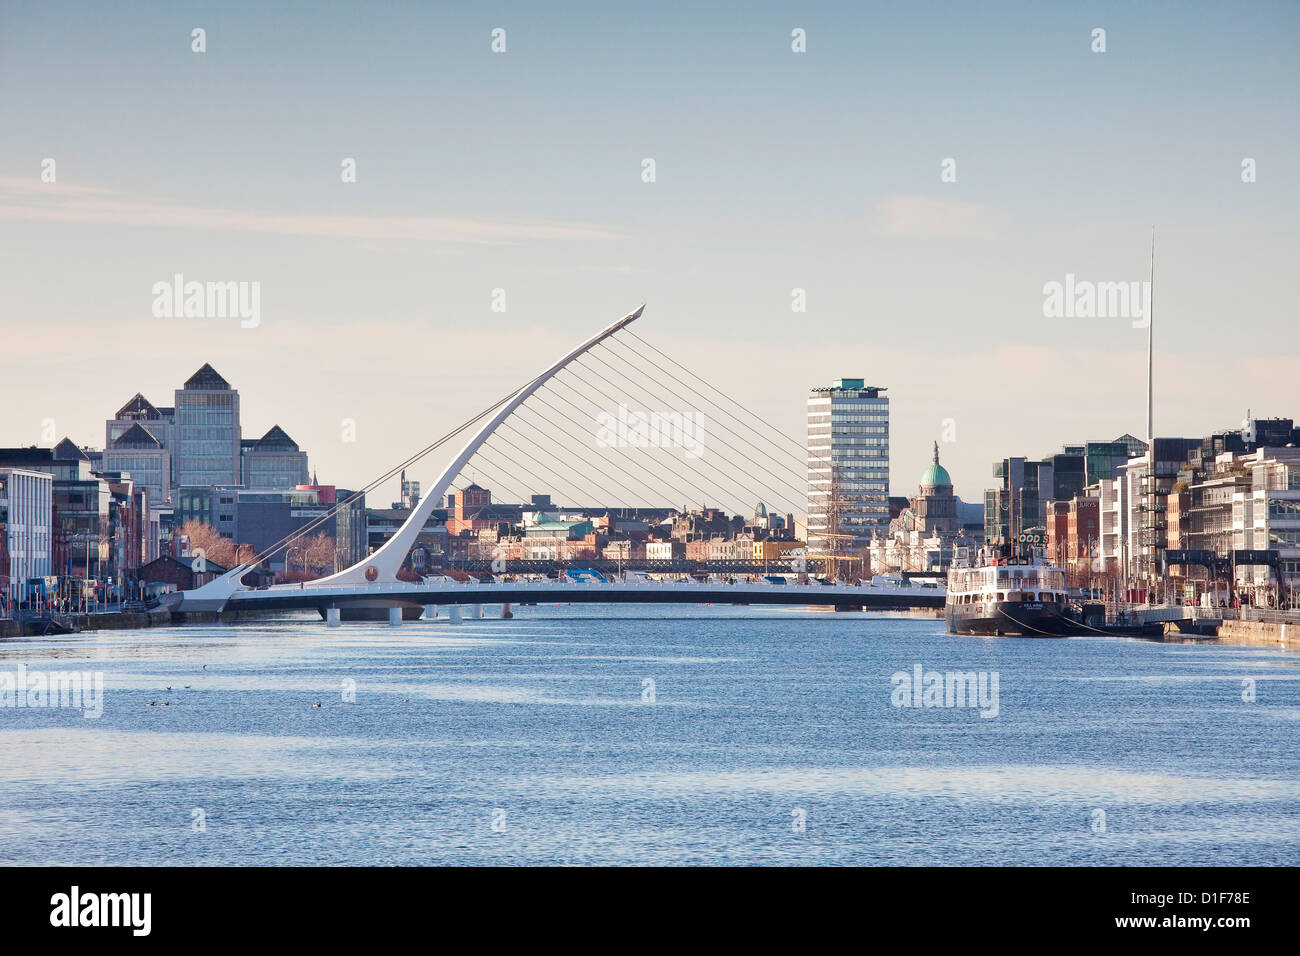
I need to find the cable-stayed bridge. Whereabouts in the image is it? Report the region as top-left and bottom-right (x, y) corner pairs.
(170, 305), (937, 622)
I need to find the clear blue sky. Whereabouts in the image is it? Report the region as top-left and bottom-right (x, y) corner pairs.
(2, 1), (1297, 503)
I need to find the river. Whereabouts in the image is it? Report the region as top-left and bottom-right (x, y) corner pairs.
(1, 605), (1296, 865)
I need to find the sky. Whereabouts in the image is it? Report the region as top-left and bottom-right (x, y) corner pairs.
(2, 0), (1297, 506)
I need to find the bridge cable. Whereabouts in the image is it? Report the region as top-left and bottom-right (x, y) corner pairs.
(623, 328), (810, 464)
(522, 389), (714, 509)
(548, 369), (747, 513)
(595, 338), (809, 490)
(453, 457), (535, 506)
(473, 438), (573, 506)
(550, 367), (761, 517)
(245, 386), (524, 569)
(543, 372), (735, 510)
(491, 423), (623, 510)
(571, 354), (806, 518)
(510, 403), (671, 506)
(560, 358), (792, 518)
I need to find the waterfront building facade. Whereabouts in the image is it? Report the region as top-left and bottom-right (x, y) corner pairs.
(870, 444), (980, 574)
(806, 378), (889, 558)
(0, 468), (53, 610)
(1123, 437), (1202, 588)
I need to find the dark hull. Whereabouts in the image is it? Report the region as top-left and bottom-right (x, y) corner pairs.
(946, 600), (1071, 637)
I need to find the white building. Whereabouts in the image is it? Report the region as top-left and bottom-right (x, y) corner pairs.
(1237, 448), (1300, 591)
(0, 468), (53, 610)
(1094, 474), (1129, 582)
(806, 378), (889, 556)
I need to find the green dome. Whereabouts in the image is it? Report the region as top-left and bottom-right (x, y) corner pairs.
(920, 442), (952, 488)
(920, 462), (952, 487)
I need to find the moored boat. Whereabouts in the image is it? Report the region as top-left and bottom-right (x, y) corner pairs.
(945, 546), (1071, 637)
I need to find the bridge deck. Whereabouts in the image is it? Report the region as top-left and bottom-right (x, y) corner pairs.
(218, 580), (946, 612)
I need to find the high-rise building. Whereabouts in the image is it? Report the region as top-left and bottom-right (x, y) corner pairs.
(173, 364), (241, 488)
(0, 468), (53, 609)
(1123, 437), (1202, 587)
(103, 423), (171, 507)
(106, 393), (173, 452)
(985, 457), (1052, 544)
(986, 437), (1147, 547)
(1241, 415), (1294, 448)
(806, 378), (889, 556)
(240, 425), (309, 489)
(1084, 436), (1144, 485)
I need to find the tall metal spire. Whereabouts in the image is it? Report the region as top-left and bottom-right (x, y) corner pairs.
(1146, 226), (1155, 445)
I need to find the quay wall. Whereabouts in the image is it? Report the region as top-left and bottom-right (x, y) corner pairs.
(1, 609), (173, 639)
(1215, 619), (1297, 650)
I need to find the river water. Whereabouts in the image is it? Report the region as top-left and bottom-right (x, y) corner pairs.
(1, 606), (1296, 865)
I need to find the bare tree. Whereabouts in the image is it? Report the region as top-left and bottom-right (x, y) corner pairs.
(177, 520), (253, 569)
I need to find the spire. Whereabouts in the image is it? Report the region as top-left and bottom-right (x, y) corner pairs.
(933, 441), (940, 465)
(1146, 226), (1155, 445)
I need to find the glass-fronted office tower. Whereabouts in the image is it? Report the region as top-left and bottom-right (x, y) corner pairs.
(806, 378), (890, 556)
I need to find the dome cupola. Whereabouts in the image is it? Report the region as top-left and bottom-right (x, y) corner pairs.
(920, 441), (952, 490)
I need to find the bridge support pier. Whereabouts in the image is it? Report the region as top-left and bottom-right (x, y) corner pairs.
(387, 607), (402, 627)
(448, 606), (462, 624)
(471, 604), (483, 620)
(501, 603), (513, 619)
(325, 607), (340, 628)
(423, 604), (436, 620)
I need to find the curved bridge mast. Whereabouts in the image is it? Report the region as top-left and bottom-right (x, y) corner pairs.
(174, 305), (643, 611)
(316, 303), (644, 586)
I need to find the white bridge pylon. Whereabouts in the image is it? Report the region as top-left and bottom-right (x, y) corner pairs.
(176, 304), (644, 612)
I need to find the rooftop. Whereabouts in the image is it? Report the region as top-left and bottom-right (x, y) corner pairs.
(110, 423), (163, 449)
(811, 379), (887, 396)
(114, 392), (164, 420)
(182, 363), (232, 391)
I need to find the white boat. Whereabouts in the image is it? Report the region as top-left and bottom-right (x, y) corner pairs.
(945, 546), (1070, 637)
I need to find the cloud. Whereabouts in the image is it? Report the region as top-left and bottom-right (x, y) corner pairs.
(0, 177), (622, 245)
(875, 194), (1007, 240)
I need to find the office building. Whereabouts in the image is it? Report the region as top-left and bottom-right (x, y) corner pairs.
(241, 425), (309, 489)
(173, 363), (241, 488)
(0, 468), (53, 609)
(806, 378), (889, 556)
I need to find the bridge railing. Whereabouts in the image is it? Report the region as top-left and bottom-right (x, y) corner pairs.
(254, 577), (871, 594)
(1235, 607), (1300, 624)
(1100, 603), (1226, 624)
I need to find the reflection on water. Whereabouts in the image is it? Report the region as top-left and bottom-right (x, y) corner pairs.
(1, 606), (1296, 865)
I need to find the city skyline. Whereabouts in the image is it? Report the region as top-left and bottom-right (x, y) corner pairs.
(2, 0), (1298, 889)
(3, 1), (1298, 504)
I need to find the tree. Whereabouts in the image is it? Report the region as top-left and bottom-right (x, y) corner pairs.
(279, 531), (337, 582)
(177, 520), (254, 569)
(303, 532), (335, 575)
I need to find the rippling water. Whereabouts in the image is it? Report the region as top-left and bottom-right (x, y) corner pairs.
(1, 606), (1297, 865)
